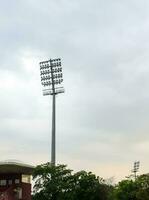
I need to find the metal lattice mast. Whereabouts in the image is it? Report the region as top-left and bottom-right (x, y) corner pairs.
(39, 58), (64, 166)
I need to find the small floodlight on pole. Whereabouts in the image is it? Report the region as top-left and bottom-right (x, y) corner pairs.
(131, 161), (140, 180)
(39, 58), (64, 166)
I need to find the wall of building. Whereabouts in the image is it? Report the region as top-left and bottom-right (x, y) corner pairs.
(0, 173), (31, 200)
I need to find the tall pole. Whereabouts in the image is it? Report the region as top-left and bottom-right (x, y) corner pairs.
(39, 58), (64, 166)
(51, 93), (56, 165)
(51, 61), (56, 165)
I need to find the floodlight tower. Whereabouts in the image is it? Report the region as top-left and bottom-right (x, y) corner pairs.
(132, 161), (140, 180)
(39, 58), (64, 166)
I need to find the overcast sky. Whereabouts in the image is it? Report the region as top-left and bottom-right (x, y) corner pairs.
(1, 0), (149, 181)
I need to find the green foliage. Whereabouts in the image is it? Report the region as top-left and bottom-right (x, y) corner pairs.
(32, 163), (149, 200)
(33, 163), (73, 200)
(135, 174), (149, 200)
(32, 162), (112, 200)
(112, 179), (138, 200)
(72, 171), (110, 200)
(112, 174), (149, 200)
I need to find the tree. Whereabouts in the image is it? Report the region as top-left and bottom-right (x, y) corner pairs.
(135, 174), (149, 200)
(112, 179), (138, 200)
(32, 162), (112, 200)
(32, 163), (73, 200)
(72, 170), (111, 200)
(111, 174), (149, 200)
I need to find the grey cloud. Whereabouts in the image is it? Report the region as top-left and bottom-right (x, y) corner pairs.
(1, 0), (149, 179)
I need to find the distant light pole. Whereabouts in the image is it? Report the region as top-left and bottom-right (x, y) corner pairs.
(132, 161), (140, 180)
(39, 58), (64, 166)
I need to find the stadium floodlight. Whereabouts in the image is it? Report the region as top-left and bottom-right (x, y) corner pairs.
(39, 58), (64, 166)
(131, 161), (140, 180)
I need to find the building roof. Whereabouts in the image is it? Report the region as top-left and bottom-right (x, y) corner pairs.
(0, 161), (35, 175)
